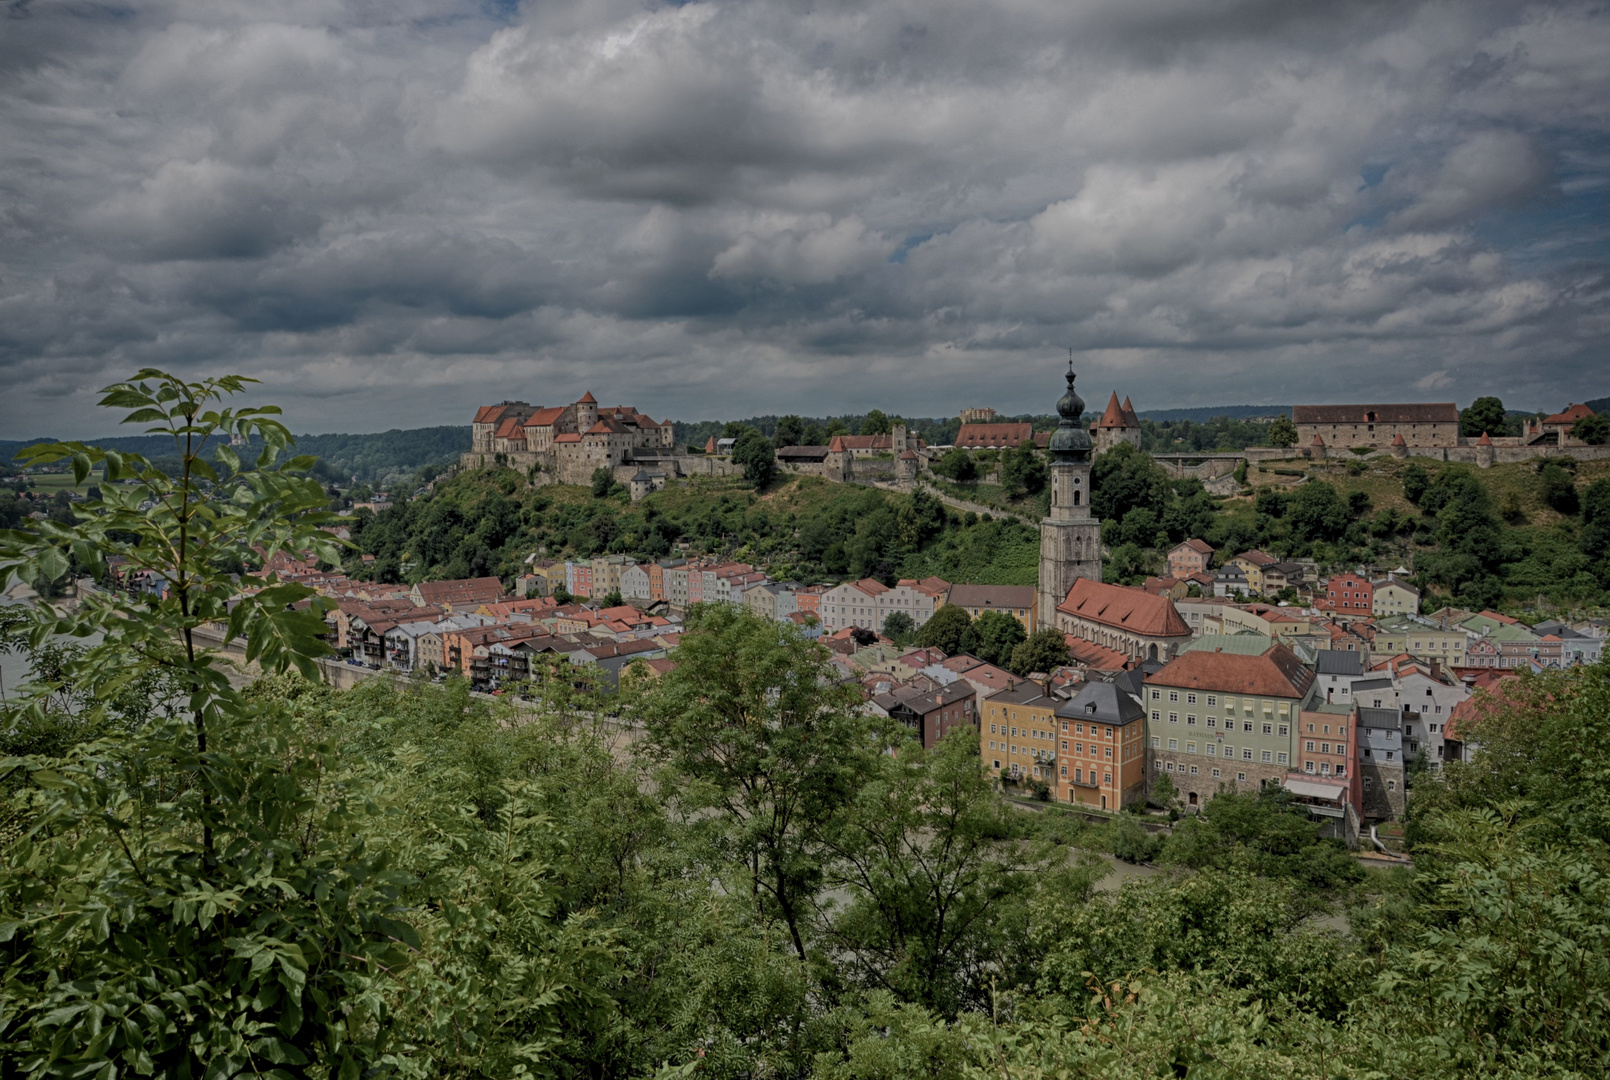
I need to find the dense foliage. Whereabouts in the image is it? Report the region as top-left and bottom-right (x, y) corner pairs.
(4, 374), (1610, 1077)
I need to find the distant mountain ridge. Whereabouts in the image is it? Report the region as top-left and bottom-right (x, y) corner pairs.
(0, 426), (471, 487)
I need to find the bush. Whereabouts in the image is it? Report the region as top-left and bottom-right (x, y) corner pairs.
(1113, 816), (1162, 863)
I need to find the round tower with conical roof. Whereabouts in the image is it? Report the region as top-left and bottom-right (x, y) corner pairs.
(1039, 360), (1103, 627)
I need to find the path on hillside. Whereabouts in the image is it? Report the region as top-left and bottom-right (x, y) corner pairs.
(869, 480), (1030, 522)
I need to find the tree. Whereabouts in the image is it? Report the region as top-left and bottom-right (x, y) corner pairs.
(1461, 395), (1508, 439)
(959, 609), (1027, 668)
(1008, 628), (1070, 676)
(592, 464), (617, 497)
(861, 409), (892, 436)
(774, 414), (805, 448)
(930, 446), (978, 483)
(1267, 414), (1298, 448)
(602, 589), (624, 608)
(1401, 461), (1430, 505)
(732, 429), (778, 489)
(1539, 461), (1579, 514)
(1573, 411), (1609, 445)
(822, 731), (1055, 1015)
(1582, 478), (1610, 560)
(1091, 442), (1170, 522)
(1288, 479), (1352, 543)
(882, 610), (916, 646)
(0, 371), (424, 1077)
(1000, 439), (1047, 498)
(638, 605), (875, 961)
(913, 604), (972, 654)
(552, 584), (574, 604)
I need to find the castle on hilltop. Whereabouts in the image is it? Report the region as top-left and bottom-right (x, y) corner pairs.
(464, 392), (687, 486)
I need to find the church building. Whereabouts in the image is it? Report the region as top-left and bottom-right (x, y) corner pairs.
(1037, 364), (1103, 627)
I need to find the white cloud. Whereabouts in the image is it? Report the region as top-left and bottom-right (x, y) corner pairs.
(0, 0), (1605, 437)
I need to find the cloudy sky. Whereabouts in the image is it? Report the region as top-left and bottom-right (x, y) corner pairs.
(2, 0), (1607, 437)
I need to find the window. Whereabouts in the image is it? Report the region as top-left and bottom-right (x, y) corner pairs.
(1150, 736), (1159, 748)
(1154, 760), (1162, 770)
(1206, 695), (1216, 706)
(1262, 723), (1272, 735)
(1387, 780), (1396, 791)
(1261, 750), (1272, 763)
(1187, 693), (1197, 705)
(1364, 776), (1373, 789)
(1277, 752), (1288, 764)
(990, 724), (997, 734)
(1169, 691), (1179, 702)
(1304, 761), (1315, 773)
(1237, 772), (1247, 782)
(1168, 739), (1178, 751)
(1187, 714), (1197, 726)
(1166, 762), (1176, 771)
(1207, 716), (1217, 728)
(1150, 690), (1160, 701)
(1186, 742), (1196, 754)
(1189, 765), (1198, 775)
(1151, 711), (1160, 721)
(1278, 725), (1288, 737)
(1061, 740), (1068, 751)
(1243, 721), (1254, 732)
(1242, 749), (1254, 760)
(1169, 712), (1179, 724)
(1212, 768), (1221, 778)
(1336, 765), (1346, 777)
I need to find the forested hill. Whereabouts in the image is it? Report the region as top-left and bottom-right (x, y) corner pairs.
(0, 425), (469, 487)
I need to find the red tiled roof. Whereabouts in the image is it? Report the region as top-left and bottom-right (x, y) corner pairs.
(955, 422), (1034, 448)
(1057, 578), (1191, 637)
(1477, 431), (1492, 445)
(1121, 397), (1140, 426)
(1392, 432), (1407, 446)
(1097, 392), (1128, 429)
(578, 391), (597, 404)
(555, 433), (582, 443)
(1177, 539), (1213, 554)
(1065, 634), (1131, 670)
(829, 435), (847, 452)
(1544, 403), (1594, 425)
(948, 583), (1035, 611)
(524, 406), (567, 427)
(1148, 643), (1315, 699)
(1235, 550), (1279, 567)
(585, 418), (630, 435)
(474, 404), (505, 424)
(1293, 403), (1459, 424)
(495, 416), (525, 438)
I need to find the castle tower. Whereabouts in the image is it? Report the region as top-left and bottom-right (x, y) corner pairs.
(1038, 362), (1103, 628)
(575, 391), (598, 433)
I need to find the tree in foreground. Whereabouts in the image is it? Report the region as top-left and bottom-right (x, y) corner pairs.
(637, 604), (876, 961)
(1573, 411), (1609, 445)
(1008, 627), (1070, 676)
(0, 372), (409, 1077)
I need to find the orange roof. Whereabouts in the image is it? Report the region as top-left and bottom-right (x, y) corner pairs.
(1057, 578), (1191, 637)
(1391, 432), (1407, 446)
(1544, 403), (1594, 425)
(1065, 634), (1131, 670)
(1148, 643), (1315, 699)
(494, 416), (525, 438)
(829, 435), (847, 452)
(1177, 539), (1213, 554)
(1097, 392), (1129, 429)
(955, 422), (1034, 448)
(585, 418), (630, 435)
(1477, 431), (1492, 445)
(1311, 433), (1326, 446)
(555, 433), (582, 443)
(474, 404), (505, 424)
(1121, 397), (1141, 425)
(578, 391), (597, 404)
(849, 578), (891, 597)
(524, 406), (567, 427)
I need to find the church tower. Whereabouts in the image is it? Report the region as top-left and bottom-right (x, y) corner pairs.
(1038, 361), (1102, 628)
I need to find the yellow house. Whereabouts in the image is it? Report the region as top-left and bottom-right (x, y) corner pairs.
(1230, 551), (1278, 595)
(981, 683), (1059, 784)
(948, 584), (1037, 634)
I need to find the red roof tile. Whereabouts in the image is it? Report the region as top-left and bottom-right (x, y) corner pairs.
(1058, 578), (1190, 637)
(955, 422), (1034, 448)
(1148, 643), (1315, 698)
(1293, 403), (1458, 424)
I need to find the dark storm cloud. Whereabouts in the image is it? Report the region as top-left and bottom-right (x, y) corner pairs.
(1, 0), (1607, 437)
